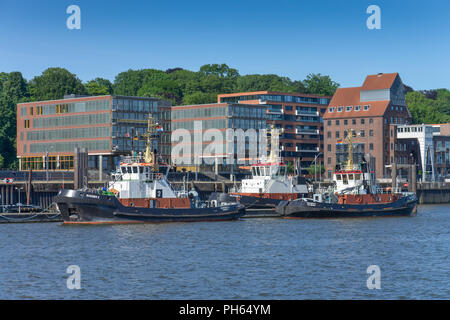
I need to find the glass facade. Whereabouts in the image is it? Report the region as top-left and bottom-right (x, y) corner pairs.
(18, 95), (167, 171)
(33, 113), (110, 128)
(220, 94), (330, 105)
(33, 99), (110, 116)
(21, 155), (74, 170)
(110, 97), (160, 153)
(27, 126), (110, 141)
(30, 140), (111, 153)
(170, 104), (267, 163)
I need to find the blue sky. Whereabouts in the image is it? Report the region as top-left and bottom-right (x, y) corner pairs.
(0, 0), (449, 90)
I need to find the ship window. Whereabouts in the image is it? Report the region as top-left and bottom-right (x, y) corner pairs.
(132, 167), (138, 173)
(139, 167), (144, 174)
(342, 175), (348, 184)
(121, 167), (127, 174)
(127, 167), (132, 174)
(336, 174), (342, 180)
(348, 174), (354, 180)
(355, 173), (361, 180)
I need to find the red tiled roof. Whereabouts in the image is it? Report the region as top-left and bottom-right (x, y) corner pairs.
(328, 87), (361, 106)
(361, 73), (398, 91)
(323, 73), (400, 119)
(324, 87), (390, 119)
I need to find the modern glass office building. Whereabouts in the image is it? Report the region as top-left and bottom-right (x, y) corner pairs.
(169, 103), (267, 171)
(17, 95), (170, 176)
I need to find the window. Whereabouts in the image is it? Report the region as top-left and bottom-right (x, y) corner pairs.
(369, 130), (374, 137)
(24, 119), (30, 128)
(352, 119), (356, 125)
(361, 119), (365, 125)
(327, 120), (331, 126)
(337, 107), (343, 112)
(346, 106), (352, 112)
(336, 131), (340, 138)
(369, 118), (373, 124)
(354, 105), (361, 111)
(328, 107), (335, 112)
(363, 105), (370, 111)
(360, 130), (365, 137)
(328, 157), (331, 164)
(285, 106), (293, 111)
(327, 131), (331, 138)
(370, 143), (374, 150)
(327, 144), (331, 152)
(344, 120), (348, 125)
(336, 120), (340, 125)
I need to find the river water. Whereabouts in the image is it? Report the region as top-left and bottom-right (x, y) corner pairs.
(0, 204), (448, 299)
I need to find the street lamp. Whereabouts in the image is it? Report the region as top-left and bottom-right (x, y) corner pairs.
(15, 187), (24, 213)
(314, 152), (323, 182)
(45, 146), (54, 183)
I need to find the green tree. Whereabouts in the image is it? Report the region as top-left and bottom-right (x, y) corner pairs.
(0, 72), (29, 168)
(29, 68), (87, 101)
(199, 64), (239, 78)
(86, 78), (113, 95)
(138, 78), (182, 105)
(113, 69), (169, 97)
(306, 163), (325, 176)
(182, 92), (217, 105)
(234, 74), (305, 93)
(303, 73), (339, 96)
(406, 91), (450, 124)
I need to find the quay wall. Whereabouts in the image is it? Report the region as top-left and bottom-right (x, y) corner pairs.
(1, 173), (449, 206)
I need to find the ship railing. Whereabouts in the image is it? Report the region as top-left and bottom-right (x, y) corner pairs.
(120, 155), (145, 164)
(374, 187), (403, 194)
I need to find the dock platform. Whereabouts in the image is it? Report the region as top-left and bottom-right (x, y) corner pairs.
(0, 212), (62, 223)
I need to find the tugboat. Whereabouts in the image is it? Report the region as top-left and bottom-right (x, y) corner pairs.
(55, 116), (245, 224)
(227, 126), (310, 217)
(276, 129), (418, 218)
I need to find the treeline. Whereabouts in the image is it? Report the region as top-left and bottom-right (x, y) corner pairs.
(406, 89), (450, 124)
(0, 64), (449, 169)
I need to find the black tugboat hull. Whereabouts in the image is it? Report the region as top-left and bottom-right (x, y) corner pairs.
(54, 189), (245, 224)
(276, 196), (418, 219)
(235, 195), (294, 217)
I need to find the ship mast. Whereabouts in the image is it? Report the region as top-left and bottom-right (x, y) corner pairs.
(344, 128), (357, 170)
(141, 115), (161, 170)
(267, 125), (281, 163)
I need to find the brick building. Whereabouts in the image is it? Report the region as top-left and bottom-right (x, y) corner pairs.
(324, 73), (415, 179)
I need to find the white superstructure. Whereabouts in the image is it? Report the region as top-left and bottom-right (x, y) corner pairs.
(397, 124), (435, 181)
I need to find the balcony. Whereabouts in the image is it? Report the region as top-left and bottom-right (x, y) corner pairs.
(296, 129), (319, 135)
(295, 110), (319, 116)
(296, 147), (319, 152)
(267, 109), (283, 114)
